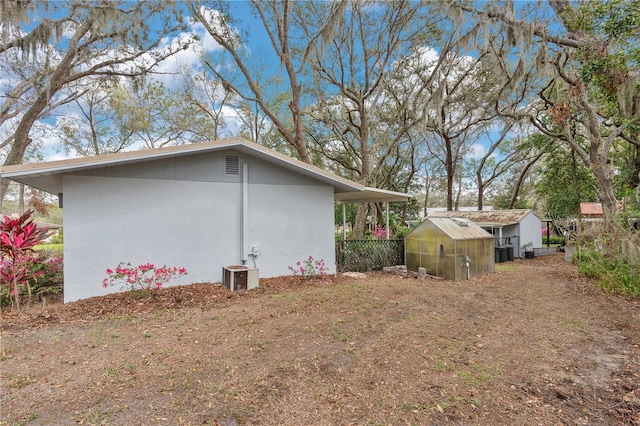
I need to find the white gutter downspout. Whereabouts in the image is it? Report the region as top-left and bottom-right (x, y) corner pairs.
(241, 163), (249, 265)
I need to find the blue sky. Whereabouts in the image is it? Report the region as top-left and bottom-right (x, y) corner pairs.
(1, 1), (513, 164)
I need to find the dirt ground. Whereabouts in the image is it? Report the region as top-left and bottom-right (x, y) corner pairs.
(1, 253), (639, 425)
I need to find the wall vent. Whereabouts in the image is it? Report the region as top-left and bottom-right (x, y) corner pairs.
(225, 155), (239, 175)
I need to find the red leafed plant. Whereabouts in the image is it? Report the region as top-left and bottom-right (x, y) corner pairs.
(0, 210), (52, 311)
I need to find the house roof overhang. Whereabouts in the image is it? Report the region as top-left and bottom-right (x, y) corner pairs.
(0, 138), (409, 203)
(334, 187), (409, 204)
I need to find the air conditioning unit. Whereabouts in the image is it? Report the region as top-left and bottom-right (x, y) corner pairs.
(223, 265), (259, 291)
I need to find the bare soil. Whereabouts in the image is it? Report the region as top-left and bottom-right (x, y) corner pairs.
(1, 253), (639, 425)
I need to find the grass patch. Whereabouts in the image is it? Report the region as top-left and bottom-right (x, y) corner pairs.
(34, 243), (63, 255)
(555, 316), (587, 332)
(13, 412), (38, 426)
(495, 263), (519, 272)
(9, 374), (39, 389)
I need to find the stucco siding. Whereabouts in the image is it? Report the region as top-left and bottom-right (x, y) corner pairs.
(75, 150), (322, 187)
(247, 183), (335, 278)
(62, 172), (335, 302)
(63, 175), (241, 302)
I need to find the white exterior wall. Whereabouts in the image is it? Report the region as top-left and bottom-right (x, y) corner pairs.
(63, 173), (335, 302)
(518, 211), (543, 253)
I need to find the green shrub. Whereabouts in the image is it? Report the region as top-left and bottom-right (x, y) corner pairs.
(542, 235), (565, 245)
(27, 252), (64, 299)
(50, 228), (63, 244)
(573, 231), (640, 297)
(1, 252), (63, 307)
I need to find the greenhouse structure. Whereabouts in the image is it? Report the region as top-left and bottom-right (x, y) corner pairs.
(405, 217), (495, 281)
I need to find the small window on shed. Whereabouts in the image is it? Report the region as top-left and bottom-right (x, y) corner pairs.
(225, 155), (239, 175)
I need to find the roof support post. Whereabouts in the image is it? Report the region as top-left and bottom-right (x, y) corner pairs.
(546, 220), (550, 247)
(385, 202), (390, 240)
(342, 203), (347, 241)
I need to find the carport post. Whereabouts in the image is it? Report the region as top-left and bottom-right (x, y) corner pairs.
(546, 221), (550, 247)
(343, 203), (347, 241)
(385, 201), (390, 240)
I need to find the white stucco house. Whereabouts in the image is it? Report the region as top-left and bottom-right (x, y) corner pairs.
(429, 209), (543, 258)
(1, 138), (407, 302)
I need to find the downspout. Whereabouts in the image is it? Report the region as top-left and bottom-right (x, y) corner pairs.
(241, 163), (248, 265)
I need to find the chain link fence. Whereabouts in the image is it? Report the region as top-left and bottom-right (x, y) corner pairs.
(336, 239), (405, 272)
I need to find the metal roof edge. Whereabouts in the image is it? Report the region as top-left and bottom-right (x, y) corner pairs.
(0, 138), (246, 176)
(334, 187), (409, 203)
(0, 138), (365, 193)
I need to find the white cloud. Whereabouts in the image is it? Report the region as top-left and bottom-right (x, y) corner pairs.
(467, 143), (487, 159)
(143, 20), (224, 89)
(45, 152), (79, 161)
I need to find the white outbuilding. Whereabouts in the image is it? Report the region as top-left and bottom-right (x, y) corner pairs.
(429, 209), (543, 258)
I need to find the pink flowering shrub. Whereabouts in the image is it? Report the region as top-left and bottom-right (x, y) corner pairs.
(371, 225), (391, 239)
(288, 256), (328, 279)
(26, 252), (63, 297)
(103, 262), (187, 296)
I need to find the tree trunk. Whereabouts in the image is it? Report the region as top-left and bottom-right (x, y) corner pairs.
(423, 171), (431, 218)
(628, 144), (640, 190)
(477, 181), (484, 211)
(445, 135), (454, 210)
(0, 20), (92, 205)
(19, 184), (25, 215)
(591, 162), (617, 218)
(353, 204), (368, 239)
(352, 101), (371, 239)
(570, 150), (582, 213)
(454, 171), (462, 210)
(509, 153), (543, 209)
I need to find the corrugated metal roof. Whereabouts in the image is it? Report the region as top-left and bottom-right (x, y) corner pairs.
(580, 202), (603, 215)
(430, 209), (536, 226)
(579, 202), (624, 215)
(427, 217), (494, 240)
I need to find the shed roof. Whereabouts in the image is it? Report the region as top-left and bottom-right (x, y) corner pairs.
(0, 138), (408, 203)
(429, 209), (538, 226)
(579, 202), (603, 216)
(425, 217), (493, 240)
(579, 201), (624, 216)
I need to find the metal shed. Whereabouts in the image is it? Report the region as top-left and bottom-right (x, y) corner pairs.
(405, 217), (495, 281)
